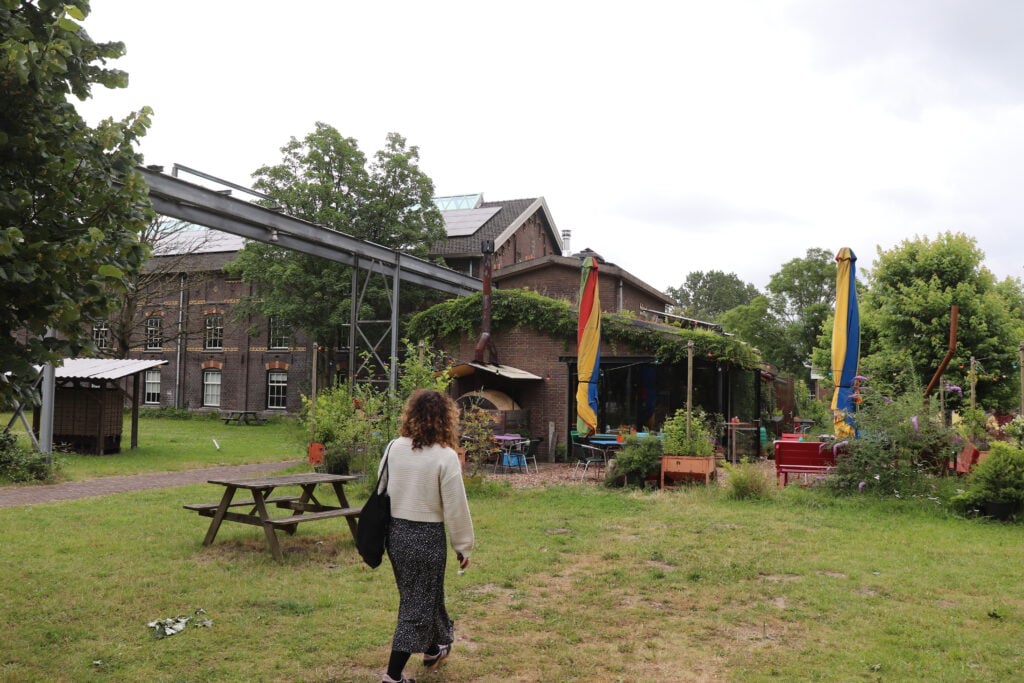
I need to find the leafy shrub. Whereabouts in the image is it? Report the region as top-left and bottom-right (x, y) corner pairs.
(829, 392), (956, 496)
(460, 405), (499, 476)
(607, 435), (663, 488)
(0, 430), (60, 483)
(304, 380), (398, 475)
(724, 460), (775, 500)
(661, 407), (715, 457)
(952, 441), (1024, 518)
(956, 406), (991, 448)
(1001, 415), (1024, 448)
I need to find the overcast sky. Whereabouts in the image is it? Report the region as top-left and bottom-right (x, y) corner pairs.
(76, 0), (1024, 293)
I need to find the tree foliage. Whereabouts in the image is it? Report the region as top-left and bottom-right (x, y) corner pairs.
(862, 232), (1019, 408)
(225, 124), (446, 376)
(765, 247), (835, 373)
(1, 0), (152, 407)
(667, 270), (759, 322)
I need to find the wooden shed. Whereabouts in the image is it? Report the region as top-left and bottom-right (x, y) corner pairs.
(32, 358), (167, 455)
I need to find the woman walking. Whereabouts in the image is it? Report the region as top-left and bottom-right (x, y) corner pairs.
(380, 389), (474, 683)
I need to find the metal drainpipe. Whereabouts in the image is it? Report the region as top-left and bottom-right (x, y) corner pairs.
(617, 278), (624, 312)
(243, 283), (252, 410)
(175, 272), (186, 408)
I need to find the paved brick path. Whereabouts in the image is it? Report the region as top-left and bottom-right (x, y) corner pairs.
(0, 460), (302, 508)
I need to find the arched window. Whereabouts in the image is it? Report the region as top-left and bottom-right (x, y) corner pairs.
(202, 369), (222, 407)
(144, 369), (161, 404)
(267, 371), (287, 409)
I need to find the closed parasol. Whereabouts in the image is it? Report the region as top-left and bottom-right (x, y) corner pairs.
(831, 247), (860, 438)
(576, 257), (601, 436)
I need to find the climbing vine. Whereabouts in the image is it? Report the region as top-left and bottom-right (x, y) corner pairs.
(407, 290), (760, 369)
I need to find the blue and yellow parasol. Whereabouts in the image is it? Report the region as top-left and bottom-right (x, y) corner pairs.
(830, 247), (860, 438)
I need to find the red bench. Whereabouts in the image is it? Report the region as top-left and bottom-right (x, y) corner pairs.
(773, 440), (838, 486)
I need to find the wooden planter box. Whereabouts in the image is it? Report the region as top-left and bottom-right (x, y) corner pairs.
(660, 455), (716, 489)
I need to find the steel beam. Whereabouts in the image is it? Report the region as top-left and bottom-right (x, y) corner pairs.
(140, 168), (481, 296)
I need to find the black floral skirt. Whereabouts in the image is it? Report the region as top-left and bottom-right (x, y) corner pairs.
(386, 518), (454, 653)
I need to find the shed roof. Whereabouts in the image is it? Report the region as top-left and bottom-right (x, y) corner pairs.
(54, 358), (168, 381)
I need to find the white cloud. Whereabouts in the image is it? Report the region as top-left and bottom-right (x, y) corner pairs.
(76, 0), (1024, 291)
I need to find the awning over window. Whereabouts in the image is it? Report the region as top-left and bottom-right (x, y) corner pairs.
(447, 361), (542, 381)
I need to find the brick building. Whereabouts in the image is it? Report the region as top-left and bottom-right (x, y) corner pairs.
(118, 193), (745, 442)
(129, 231), (315, 415)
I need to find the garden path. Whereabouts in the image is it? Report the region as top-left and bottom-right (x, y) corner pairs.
(0, 460), (302, 508)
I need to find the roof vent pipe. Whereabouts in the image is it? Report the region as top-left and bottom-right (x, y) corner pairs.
(561, 229), (571, 256)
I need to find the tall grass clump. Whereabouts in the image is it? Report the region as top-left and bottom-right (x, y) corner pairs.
(723, 459), (775, 500)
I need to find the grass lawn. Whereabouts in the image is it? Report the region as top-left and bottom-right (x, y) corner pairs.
(1, 413), (308, 480)
(2, 418), (1023, 681)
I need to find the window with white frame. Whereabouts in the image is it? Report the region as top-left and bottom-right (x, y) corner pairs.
(202, 369), (222, 407)
(204, 314), (223, 350)
(267, 371), (287, 409)
(92, 320), (110, 350)
(144, 369), (161, 404)
(145, 316), (162, 350)
(268, 316), (290, 350)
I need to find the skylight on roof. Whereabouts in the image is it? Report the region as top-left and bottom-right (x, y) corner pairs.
(434, 194), (483, 211)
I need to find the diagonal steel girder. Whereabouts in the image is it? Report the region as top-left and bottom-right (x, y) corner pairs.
(140, 168), (481, 296)
(139, 168), (480, 389)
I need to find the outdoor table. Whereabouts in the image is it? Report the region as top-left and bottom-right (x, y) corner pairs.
(587, 435), (626, 460)
(183, 472), (360, 561)
(494, 434), (527, 471)
(220, 410), (267, 425)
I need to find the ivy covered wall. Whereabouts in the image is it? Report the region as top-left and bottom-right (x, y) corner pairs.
(407, 289), (761, 370)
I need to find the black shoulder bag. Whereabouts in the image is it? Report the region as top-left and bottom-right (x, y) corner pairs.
(356, 440), (393, 568)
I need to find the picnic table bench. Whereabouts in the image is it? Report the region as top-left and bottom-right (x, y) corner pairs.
(183, 472), (360, 560)
(221, 410), (267, 425)
(773, 440), (839, 486)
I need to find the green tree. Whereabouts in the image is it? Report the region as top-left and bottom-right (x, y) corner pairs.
(719, 295), (795, 372)
(1, 0), (152, 408)
(226, 124), (446, 383)
(667, 270), (759, 321)
(765, 247), (835, 375)
(854, 232), (1018, 408)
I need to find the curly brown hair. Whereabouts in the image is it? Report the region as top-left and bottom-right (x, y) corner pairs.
(399, 389), (461, 450)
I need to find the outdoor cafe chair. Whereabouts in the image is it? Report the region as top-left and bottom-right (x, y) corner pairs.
(573, 442), (607, 480)
(520, 437), (543, 473)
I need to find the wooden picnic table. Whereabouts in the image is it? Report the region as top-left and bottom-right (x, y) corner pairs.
(183, 472), (360, 561)
(221, 410), (267, 425)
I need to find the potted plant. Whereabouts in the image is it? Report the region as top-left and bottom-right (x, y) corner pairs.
(606, 435), (663, 488)
(952, 441), (1024, 521)
(659, 406), (717, 486)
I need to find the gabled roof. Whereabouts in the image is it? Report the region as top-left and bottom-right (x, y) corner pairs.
(431, 196), (563, 257)
(493, 253), (675, 306)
